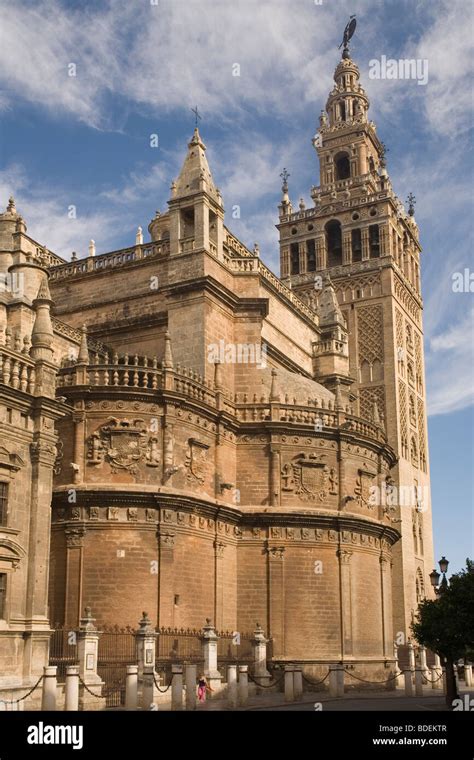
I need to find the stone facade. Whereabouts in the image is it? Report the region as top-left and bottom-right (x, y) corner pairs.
(0, 47), (434, 695)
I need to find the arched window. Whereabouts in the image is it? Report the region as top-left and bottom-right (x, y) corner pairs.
(409, 395), (416, 426)
(307, 239), (316, 272)
(325, 220), (342, 267)
(334, 152), (351, 181)
(369, 225), (380, 257)
(411, 436), (418, 466)
(290, 243), (299, 275)
(339, 100), (346, 122)
(351, 228), (362, 262)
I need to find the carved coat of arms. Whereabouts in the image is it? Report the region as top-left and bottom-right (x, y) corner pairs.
(354, 464), (376, 509)
(281, 453), (335, 502)
(87, 418), (160, 475)
(185, 438), (209, 484)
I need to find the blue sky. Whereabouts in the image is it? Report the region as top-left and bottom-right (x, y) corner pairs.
(0, 0), (472, 574)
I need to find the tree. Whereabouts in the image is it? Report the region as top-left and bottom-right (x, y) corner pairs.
(411, 558), (474, 707)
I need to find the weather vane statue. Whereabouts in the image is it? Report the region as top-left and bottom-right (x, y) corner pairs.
(339, 15), (357, 59)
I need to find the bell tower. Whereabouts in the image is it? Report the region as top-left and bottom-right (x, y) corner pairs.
(277, 27), (434, 643)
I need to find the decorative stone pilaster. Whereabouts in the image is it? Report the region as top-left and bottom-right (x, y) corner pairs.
(266, 545), (285, 657)
(252, 623), (271, 681)
(337, 548), (353, 657)
(135, 612), (158, 709)
(76, 607), (104, 710)
(200, 618), (222, 694)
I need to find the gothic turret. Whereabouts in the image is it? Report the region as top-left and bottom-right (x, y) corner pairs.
(149, 127), (225, 259)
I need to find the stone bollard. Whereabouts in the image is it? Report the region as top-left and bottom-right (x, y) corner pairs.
(404, 670), (414, 697)
(238, 665), (249, 706)
(227, 665), (238, 709)
(42, 666), (57, 711)
(293, 667), (303, 700)
(125, 665), (138, 710)
(430, 665), (441, 690)
(329, 665), (343, 698)
(414, 668), (424, 696)
(65, 666), (79, 711)
(185, 664), (197, 711)
(284, 665), (294, 702)
(200, 619), (222, 696)
(407, 641), (415, 683)
(464, 664), (472, 687)
(419, 646), (429, 678)
(171, 665), (183, 711)
(393, 643), (404, 689)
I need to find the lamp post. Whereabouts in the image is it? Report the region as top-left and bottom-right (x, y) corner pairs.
(429, 556), (459, 706)
(430, 556), (449, 595)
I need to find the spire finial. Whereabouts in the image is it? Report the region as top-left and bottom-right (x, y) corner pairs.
(191, 105), (202, 128)
(269, 368), (280, 402)
(280, 168), (290, 193)
(163, 330), (174, 369)
(339, 15), (357, 60)
(78, 324), (89, 364)
(407, 193), (416, 217)
(7, 196), (16, 213)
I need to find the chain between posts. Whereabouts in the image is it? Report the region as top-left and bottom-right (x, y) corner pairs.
(422, 670), (444, 684)
(0, 675), (44, 705)
(153, 672), (174, 693)
(343, 669), (403, 684)
(248, 672), (286, 688)
(301, 670), (330, 686)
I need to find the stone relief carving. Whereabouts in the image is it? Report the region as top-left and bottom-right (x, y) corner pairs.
(184, 438), (209, 484)
(354, 464), (377, 509)
(281, 453), (333, 502)
(87, 418), (160, 475)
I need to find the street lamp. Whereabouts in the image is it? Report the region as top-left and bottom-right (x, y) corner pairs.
(430, 556), (449, 595)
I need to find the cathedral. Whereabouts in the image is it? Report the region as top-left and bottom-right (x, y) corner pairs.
(0, 42), (434, 700)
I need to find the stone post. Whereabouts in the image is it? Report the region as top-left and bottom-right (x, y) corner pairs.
(252, 623), (271, 684)
(185, 664), (197, 711)
(407, 641), (415, 671)
(134, 611), (158, 709)
(200, 619), (222, 694)
(65, 666), (79, 711)
(125, 665), (138, 710)
(393, 643), (404, 688)
(284, 665), (294, 702)
(464, 664), (473, 687)
(227, 665), (238, 709)
(414, 668), (424, 696)
(329, 664), (344, 698)
(171, 665), (183, 711)
(419, 645), (428, 676)
(404, 669), (414, 697)
(293, 667), (303, 700)
(430, 666), (441, 690)
(238, 665), (249, 706)
(76, 607), (104, 710)
(337, 666), (345, 697)
(42, 666), (57, 711)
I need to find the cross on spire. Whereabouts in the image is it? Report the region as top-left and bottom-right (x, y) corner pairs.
(191, 105), (202, 127)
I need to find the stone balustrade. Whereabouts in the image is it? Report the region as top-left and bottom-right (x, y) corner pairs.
(0, 345), (36, 393)
(48, 241), (169, 281)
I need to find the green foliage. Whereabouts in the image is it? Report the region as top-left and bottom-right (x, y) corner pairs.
(411, 559), (474, 661)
